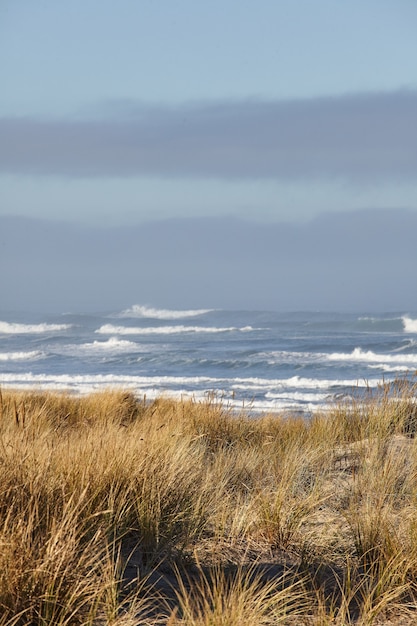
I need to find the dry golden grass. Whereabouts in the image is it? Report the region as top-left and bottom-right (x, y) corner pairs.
(0, 380), (417, 624)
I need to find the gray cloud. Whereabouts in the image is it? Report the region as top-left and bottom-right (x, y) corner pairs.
(1, 91), (416, 181)
(1, 209), (416, 312)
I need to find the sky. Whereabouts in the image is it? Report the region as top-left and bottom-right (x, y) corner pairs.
(1, 1), (417, 311)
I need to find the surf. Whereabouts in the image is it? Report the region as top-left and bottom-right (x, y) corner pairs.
(0, 321), (72, 334)
(117, 304), (214, 319)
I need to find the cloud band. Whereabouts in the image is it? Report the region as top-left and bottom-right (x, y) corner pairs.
(1, 91), (416, 181)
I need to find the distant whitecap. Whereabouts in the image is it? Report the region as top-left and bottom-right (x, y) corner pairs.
(96, 324), (254, 335)
(117, 304), (214, 319)
(0, 350), (44, 361)
(52, 337), (146, 358)
(403, 316), (417, 333)
(0, 321), (72, 334)
(328, 347), (417, 364)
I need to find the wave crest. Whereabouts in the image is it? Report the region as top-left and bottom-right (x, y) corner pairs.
(118, 304), (214, 319)
(328, 347), (417, 364)
(403, 316), (417, 333)
(0, 321), (72, 334)
(0, 350), (44, 361)
(96, 324), (253, 335)
(59, 337), (142, 356)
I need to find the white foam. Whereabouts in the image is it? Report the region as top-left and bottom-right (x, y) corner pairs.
(259, 350), (319, 365)
(87, 337), (138, 350)
(265, 391), (330, 402)
(96, 324), (254, 335)
(0, 372), (369, 390)
(58, 337), (143, 356)
(0, 321), (72, 334)
(403, 316), (417, 333)
(0, 373), (225, 398)
(328, 347), (417, 365)
(358, 316), (400, 322)
(230, 375), (378, 391)
(241, 398), (334, 414)
(368, 364), (412, 373)
(118, 304), (214, 319)
(0, 371), (385, 414)
(0, 372), (221, 386)
(0, 350), (44, 361)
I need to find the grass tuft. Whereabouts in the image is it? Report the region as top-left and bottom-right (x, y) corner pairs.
(0, 379), (417, 623)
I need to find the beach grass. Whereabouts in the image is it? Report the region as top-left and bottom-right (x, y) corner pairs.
(1, 380), (417, 624)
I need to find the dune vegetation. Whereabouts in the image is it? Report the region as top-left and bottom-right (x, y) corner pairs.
(1, 379), (417, 624)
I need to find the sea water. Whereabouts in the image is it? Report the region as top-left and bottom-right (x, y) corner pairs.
(1, 305), (417, 414)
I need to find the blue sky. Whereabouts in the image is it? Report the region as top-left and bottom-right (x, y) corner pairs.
(1, 1), (417, 312)
(1, 0), (417, 226)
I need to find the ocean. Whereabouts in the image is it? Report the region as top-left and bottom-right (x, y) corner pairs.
(1, 305), (417, 415)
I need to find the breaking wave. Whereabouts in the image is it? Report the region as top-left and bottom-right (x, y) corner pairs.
(0, 371), (376, 391)
(0, 350), (44, 361)
(368, 364), (412, 373)
(59, 337), (142, 356)
(229, 375), (377, 391)
(96, 324), (254, 335)
(0, 370), (381, 412)
(118, 304), (214, 319)
(0, 321), (72, 334)
(327, 347), (417, 365)
(2, 308), (416, 414)
(265, 391), (330, 403)
(403, 316), (417, 333)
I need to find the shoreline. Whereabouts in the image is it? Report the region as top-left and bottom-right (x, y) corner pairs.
(2, 309), (417, 419)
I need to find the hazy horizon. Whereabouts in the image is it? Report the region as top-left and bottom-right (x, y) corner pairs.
(1, 208), (416, 314)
